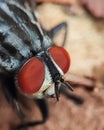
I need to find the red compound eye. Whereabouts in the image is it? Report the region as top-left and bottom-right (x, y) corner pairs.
(18, 58), (45, 94)
(49, 46), (71, 73)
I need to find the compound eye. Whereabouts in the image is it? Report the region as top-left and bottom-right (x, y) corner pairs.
(49, 46), (71, 73)
(18, 58), (45, 94)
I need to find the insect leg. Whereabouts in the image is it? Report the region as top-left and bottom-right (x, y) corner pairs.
(1, 74), (17, 104)
(60, 86), (84, 105)
(1, 74), (25, 121)
(17, 99), (48, 129)
(36, 99), (49, 123)
(47, 22), (68, 46)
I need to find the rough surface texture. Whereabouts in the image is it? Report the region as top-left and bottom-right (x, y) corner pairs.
(36, 3), (104, 130)
(0, 2), (104, 130)
(37, 0), (104, 18)
(80, 0), (104, 18)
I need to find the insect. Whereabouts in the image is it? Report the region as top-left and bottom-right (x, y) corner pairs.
(0, 0), (73, 129)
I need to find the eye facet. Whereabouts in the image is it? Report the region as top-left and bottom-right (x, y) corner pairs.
(49, 46), (71, 73)
(18, 57), (45, 94)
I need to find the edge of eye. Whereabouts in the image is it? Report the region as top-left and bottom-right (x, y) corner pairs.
(48, 45), (71, 74)
(15, 57), (45, 98)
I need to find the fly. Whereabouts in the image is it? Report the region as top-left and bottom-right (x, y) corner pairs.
(0, 0), (73, 129)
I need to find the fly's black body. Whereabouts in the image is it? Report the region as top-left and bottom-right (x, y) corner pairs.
(0, 0), (75, 129)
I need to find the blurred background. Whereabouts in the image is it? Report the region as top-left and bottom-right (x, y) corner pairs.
(35, 0), (104, 130)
